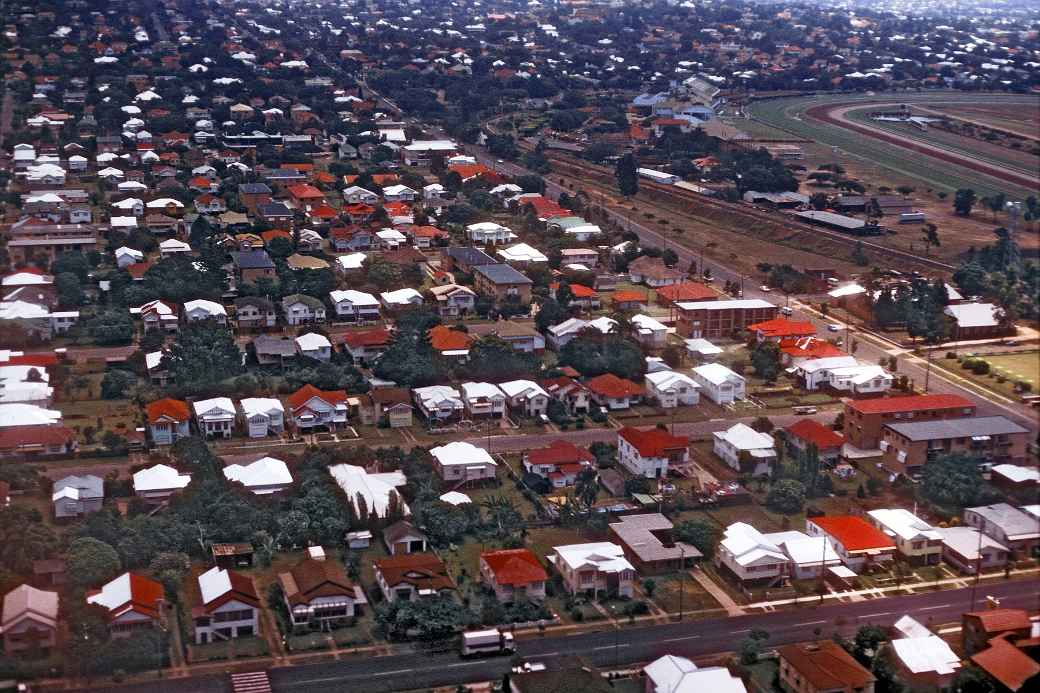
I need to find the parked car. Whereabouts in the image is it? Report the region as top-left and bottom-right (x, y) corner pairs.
(827, 323), (842, 332)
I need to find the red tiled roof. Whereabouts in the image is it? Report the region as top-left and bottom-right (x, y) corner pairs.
(785, 419), (844, 450)
(0, 425), (75, 451)
(655, 281), (717, 303)
(527, 440), (595, 467)
(308, 204), (338, 219)
(612, 289), (647, 304)
(408, 225), (446, 239)
(261, 229), (292, 242)
(286, 384), (347, 411)
(89, 572), (164, 621)
(448, 163), (492, 180)
(971, 638), (1040, 691)
(1, 352), (59, 367)
(966, 609), (1032, 634)
(481, 548), (548, 586)
(779, 336), (844, 359)
(619, 426), (689, 458)
(428, 325), (472, 352)
(847, 394), (974, 415)
(287, 183), (325, 200)
(125, 262), (152, 280)
(748, 317), (816, 338)
(342, 328), (391, 348)
(585, 373), (643, 398)
(568, 283), (596, 298)
(146, 398), (190, 424)
(810, 516), (895, 552)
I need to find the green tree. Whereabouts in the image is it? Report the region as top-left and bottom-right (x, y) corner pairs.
(920, 224), (940, 254)
(951, 666), (997, 693)
(766, 479), (806, 514)
(535, 297), (567, 333)
(88, 309), (135, 345)
(559, 332), (645, 380)
(100, 369), (137, 399)
(954, 188), (977, 216)
(674, 519), (721, 559)
(165, 321), (243, 395)
(67, 537), (122, 587)
(920, 453), (1001, 510)
(750, 340), (781, 381)
(615, 152), (639, 197)
(55, 272), (84, 307)
(0, 507), (59, 574)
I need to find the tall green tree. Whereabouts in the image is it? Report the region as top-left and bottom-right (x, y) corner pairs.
(615, 152), (639, 197)
(953, 188), (977, 216)
(67, 537), (122, 587)
(165, 320), (244, 395)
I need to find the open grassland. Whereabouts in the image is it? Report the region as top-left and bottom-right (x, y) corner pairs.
(748, 93), (1039, 199)
(919, 102), (1040, 140)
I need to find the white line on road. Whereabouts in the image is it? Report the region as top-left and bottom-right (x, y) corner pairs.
(918, 604), (952, 611)
(292, 668), (414, 684)
(862, 612), (892, 618)
(662, 635), (702, 643)
(443, 662), (485, 668)
(730, 628), (751, 634)
(795, 620), (828, 627)
(594, 644), (630, 650)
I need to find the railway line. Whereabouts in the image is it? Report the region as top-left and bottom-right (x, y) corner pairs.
(541, 151), (956, 275)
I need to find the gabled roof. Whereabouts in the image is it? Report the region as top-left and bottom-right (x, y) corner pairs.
(971, 638), (1040, 692)
(527, 439), (595, 467)
(146, 397), (190, 424)
(846, 393), (973, 415)
(86, 572), (163, 621)
(342, 327), (391, 348)
(481, 548), (548, 586)
(585, 373), (643, 398)
(223, 456), (292, 489)
(785, 419), (844, 450)
(619, 426), (689, 457)
(286, 384), (347, 411)
(1, 584), (59, 630)
(810, 515), (896, 552)
(778, 641), (875, 692)
(280, 558), (354, 606)
(375, 553), (454, 591)
(197, 566), (259, 610)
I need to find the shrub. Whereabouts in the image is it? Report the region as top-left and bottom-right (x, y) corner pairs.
(1017, 381), (1033, 393)
(945, 351), (957, 360)
(971, 361), (990, 375)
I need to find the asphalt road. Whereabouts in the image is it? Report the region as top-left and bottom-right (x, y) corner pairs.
(83, 577), (1039, 693)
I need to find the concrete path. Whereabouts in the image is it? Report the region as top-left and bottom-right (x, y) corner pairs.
(689, 567), (745, 616)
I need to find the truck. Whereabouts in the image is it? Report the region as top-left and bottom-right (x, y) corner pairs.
(460, 628), (515, 657)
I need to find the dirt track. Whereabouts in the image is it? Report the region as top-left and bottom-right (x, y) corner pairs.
(806, 102), (1039, 190)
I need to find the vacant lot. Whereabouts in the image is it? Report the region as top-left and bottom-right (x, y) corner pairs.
(944, 350), (1039, 399)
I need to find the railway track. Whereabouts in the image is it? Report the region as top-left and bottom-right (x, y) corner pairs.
(542, 152), (955, 274)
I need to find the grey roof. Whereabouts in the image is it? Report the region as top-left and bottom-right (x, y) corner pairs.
(282, 293), (325, 310)
(446, 246), (496, 266)
(233, 249), (275, 270)
(253, 335), (296, 356)
(258, 202), (293, 217)
(967, 503), (1040, 540)
(885, 416), (1027, 442)
(609, 513), (702, 563)
(54, 474), (104, 500)
(474, 263), (533, 285)
(239, 183), (272, 195)
(794, 210), (866, 230)
(234, 296), (275, 311)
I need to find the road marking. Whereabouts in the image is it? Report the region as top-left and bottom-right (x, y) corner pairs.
(730, 628), (751, 634)
(662, 635), (702, 643)
(795, 620), (828, 627)
(443, 662), (484, 668)
(918, 604), (952, 611)
(291, 668), (414, 683)
(862, 612), (892, 618)
(594, 644), (630, 650)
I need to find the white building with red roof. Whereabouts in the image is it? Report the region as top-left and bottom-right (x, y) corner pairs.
(748, 317), (816, 342)
(192, 566), (260, 644)
(286, 384), (348, 430)
(784, 419), (844, 465)
(86, 572), (165, 637)
(479, 548), (548, 602)
(146, 398), (191, 445)
(618, 426), (690, 479)
(522, 440), (596, 487)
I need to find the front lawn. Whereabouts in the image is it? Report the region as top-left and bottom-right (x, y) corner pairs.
(187, 636), (269, 663)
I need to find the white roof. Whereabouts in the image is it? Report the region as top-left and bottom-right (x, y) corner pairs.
(329, 289), (379, 307)
(0, 403), (62, 427)
(404, 139), (456, 152)
(197, 566), (233, 606)
(380, 288), (423, 305)
(193, 397), (235, 417)
(115, 246), (144, 260)
(159, 238), (191, 251)
(684, 338), (723, 355)
(934, 526), (1007, 560)
(828, 283), (866, 298)
(632, 313), (667, 333)
(146, 197), (184, 208)
(588, 316), (619, 333)
(239, 397), (284, 416)
(720, 523), (788, 567)
(439, 491), (472, 505)
(0, 300), (50, 320)
(765, 530), (840, 567)
(645, 370), (700, 392)
(991, 464), (1040, 484)
(133, 464), (191, 492)
(86, 572), (137, 611)
(430, 441), (497, 468)
(329, 464), (409, 517)
(553, 542), (633, 574)
(498, 379), (548, 400)
(223, 456), (293, 489)
(467, 221), (511, 233)
(461, 381), (505, 401)
(867, 508), (941, 542)
(145, 351), (164, 373)
(945, 302), (1000, 328)
(797, 356), (860, 373)
(382, 184), (416, 196)
(692, 362), (743, 386)
(715, 423), (774, 451)
(645, 654), (748, 693)
(675, 298), (775, 311)
(497, 242), (548, 263)
(376, 228), (408, 243)
(3, 271), (52, 287)
(183, 299), (226, 316)
(295, 332), (332, 350)
(335, 253), (367, 270)
(891, 616), (961, 675)
(414, 385), (463, 410)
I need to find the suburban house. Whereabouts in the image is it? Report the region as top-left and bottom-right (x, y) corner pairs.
(466, 221), (515, 245)
(413, 385), (465, 422)
(880, 416), (1029, 476)
(231, 250), (276, 284)
(1, 584), (59, 653)
(281, 294), (326, 326)
(866, 508), (942, 565)
(794, 356), (893, 395)
(329, 289), (381, 322)
(676, 299), (778, 339)
(253, 335), (296, 366)
(644, 654), (748, 693)
(191, 566), (260, 645)
(644, 370), (700, 408)
(608, 513), (701, 574)
(341, 328), (391, 365)
(286, 384), (348, 431)
(962, 608), (1033, 656)
(428, 283), (476, 318)
(359, 388), (413, 428)
(329, 464), (409, 519)
(748, 317), (816, 343)
(193, 397), (236, 439)
(238, 398), (285, 438)
(86, 572), (164, 637)
(691, 363), (746, 405)
(541, 376), (591, 415)
(549, 542), (636, 598)
(233, 297), (277, 329)
(964, 504), (1039, 560)
(522, 440), (596, 487)
(546, 316), (616, 350)
(716, 523), (790, 586)
(843, 394), (975, 451)
(429, 441), (497, 484)
(617, 426), (690, 479)
(467, 322), (546, 354)
(52, 474), (104, 519)
(631, 314), (669, 349)
(935, 527), (1009, 575)
(498, 380), (550, 418)
(944, 303), (1008, 340)
(806, 516), (896, 570)
(132, 464), (191, 503)
(374, 553), (455, 603)
(278, 557), (359, 631)
(472, 263), (533, 302)
(627, 256), (683, 287)
(713, 423), (776, 475)
(383, 521), (428, 555)
(460, 382), (507, 419)
(223, 456), (293, 495)
(778, 641), (876, 693)
(295, 332), (332, 362)
(785, 419), (844, 466)
(183, 299), (228, 325)
(146, 398), (191, 446)
(585, 373), (643, 410)
(479, 548), (548, 603)
(888, 615), (961, 692)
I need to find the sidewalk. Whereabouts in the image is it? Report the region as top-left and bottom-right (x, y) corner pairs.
(689, 567), (745, 616)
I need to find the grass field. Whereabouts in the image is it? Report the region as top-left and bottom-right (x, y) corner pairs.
(944, 350), (1039, 399)
(748, 93), (1038, 199)
(922, 103), (1040, 140)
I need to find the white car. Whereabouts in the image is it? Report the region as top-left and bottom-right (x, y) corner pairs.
(780, 306), (793, 316)
(827, 323), (842, 332)
(759, 285), (771, 292)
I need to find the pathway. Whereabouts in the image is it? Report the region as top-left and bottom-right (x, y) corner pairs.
(689, 567), (745, 616)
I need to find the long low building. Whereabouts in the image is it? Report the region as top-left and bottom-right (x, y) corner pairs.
(880, 415), (1030, 476)
(675, 299), (777, 339)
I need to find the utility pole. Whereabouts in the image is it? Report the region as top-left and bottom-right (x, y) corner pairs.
(924, 347), (933, 393)
(678, 546), (685, 621)
(969, 523), (984, 611)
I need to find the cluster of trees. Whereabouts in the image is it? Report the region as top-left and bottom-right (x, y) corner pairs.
(919, 453), (1003, 513)
(872, 277), (953, 342)
(558, 328), (646, 380)
(953, 228), (1036, 322)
